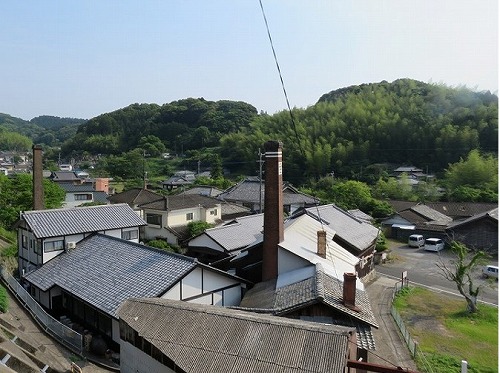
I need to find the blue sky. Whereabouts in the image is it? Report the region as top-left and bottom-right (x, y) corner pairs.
(1, 1), (498, 121)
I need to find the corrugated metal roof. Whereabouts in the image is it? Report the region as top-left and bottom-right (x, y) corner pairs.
(198, 214), (264, 252)
(304, 205), (379, 252)
(21, 203), (146, 238)
(118, 298), (353, 373)
(24, 234), (197, 318)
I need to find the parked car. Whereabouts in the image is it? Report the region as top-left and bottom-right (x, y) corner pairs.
(408, 234), (424, 248)
(482, 265), (499, 279)
(424, 238), (445, 252)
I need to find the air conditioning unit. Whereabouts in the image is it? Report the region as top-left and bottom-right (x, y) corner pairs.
(66, 242), (76, 250)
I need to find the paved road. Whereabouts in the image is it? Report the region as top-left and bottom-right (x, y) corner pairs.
(377, 244), (498, 306)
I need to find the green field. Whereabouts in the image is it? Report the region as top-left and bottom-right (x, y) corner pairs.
(393, 286), (498, 373)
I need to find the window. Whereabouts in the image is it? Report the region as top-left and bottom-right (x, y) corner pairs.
(22, 235), (28, 249)
(146, 213), (162, 226)
(75, 194), (92, 201)
(210, 209), (218, 216)
(186, 212), (194, 221)
(34, 240), (41, 255)
(122, 229), (138, 240)
(44, 240), (64, 253)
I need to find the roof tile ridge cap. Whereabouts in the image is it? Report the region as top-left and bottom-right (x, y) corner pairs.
(315, 263), (325, 301)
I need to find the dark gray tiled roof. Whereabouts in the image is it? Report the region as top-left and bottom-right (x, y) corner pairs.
(58, 182), (95, 192)
(22, 203), (146, 239)
(239, 264), (378, 329)
(236, 265), (377, 350)
(139, 194), (220, 211)
(118, 298), (353, 373)
(218, 177), (318, 206)
(24, 234), (197, 318)
(447, 208), (499, 229)
(107, 188), (163, 206)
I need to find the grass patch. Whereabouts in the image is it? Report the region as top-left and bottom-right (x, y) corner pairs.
(0, 285), (8, 313)
(394, 286), (498, 373)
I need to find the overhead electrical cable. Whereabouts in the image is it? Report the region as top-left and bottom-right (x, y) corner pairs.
(258, 0), (305, 157)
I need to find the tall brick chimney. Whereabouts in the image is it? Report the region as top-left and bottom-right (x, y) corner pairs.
(262, 140), (284, 281)
(317, 230), (327, 258)
(343, 272), (361, 312)
(32, 144), (44, 210)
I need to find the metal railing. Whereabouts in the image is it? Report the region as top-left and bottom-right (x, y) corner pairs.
(391, 281), (419, 358)
(0, 266), (83, 354)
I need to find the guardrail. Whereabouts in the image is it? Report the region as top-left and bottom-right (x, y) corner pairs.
(0, 266), (83, 354)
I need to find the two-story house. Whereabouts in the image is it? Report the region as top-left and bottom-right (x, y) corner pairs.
(140, 194), (222, 245)
(16, 203), (147, 276)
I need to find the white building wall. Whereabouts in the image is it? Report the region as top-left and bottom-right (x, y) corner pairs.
(278, 248), (309, 275)
(188, 235), (224, 252)
(120, 341), (173, 373)
(161, 268), (242, 306)
(180, 268), (203, 298)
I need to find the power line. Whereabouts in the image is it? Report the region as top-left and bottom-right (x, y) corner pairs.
(258, 0), (305, 157)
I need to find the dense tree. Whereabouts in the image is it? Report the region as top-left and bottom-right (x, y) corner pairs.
(138, 135), (166, 157)
(0, 129), (32, 151)
(444, 150), (498, 192)
(0, 174), (65, 228)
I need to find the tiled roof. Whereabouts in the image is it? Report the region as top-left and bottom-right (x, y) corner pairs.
(181, 185), (223, 197)
(21, 203), (146, 239)
(107, 188), (163, 206)
(426, 202), (498, 219)
(410, 204), (452, 223)
(236, 264), (377, 349)
(139, 194), (220, 211)
(447, 208), (498, 229)
(218, 177), (318, 206)
(304, 205), (379, 252)
(49, 171), (81, 181)
(239, 264), (377, 328)
(24, 234), (197, 318)
(58, 182), (95, 192)
(118, 298), (353, 373)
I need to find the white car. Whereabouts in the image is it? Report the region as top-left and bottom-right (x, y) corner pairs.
(482, 265), (499, 279)
(424, 238), (445, 252)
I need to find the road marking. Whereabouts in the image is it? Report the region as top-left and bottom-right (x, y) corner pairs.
(380, 273), (498, 307)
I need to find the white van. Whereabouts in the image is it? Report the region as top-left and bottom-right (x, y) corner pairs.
(482, 265), (498, 279)
(408, 234), (424, 248)
(424, 238), (445, 252)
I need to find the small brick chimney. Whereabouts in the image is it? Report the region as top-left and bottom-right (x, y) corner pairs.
(317, 230), (327, 258)
(32, 144), (44, 210)
(343, 272), (361, 312)
(262, 140), (284, 281)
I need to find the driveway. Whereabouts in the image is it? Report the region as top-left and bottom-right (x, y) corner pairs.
(376, 243), (498, 306)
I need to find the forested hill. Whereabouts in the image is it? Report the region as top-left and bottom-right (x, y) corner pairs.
(219, 79), (498, 183)
(0, 114), (85, 149)
(61, 99), (258, 156)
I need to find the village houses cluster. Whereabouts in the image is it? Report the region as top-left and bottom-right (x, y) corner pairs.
(6, 143), (498, 373)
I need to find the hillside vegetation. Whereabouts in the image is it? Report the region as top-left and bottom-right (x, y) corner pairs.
(2, 79), (497, 187)
(220, 79), (497, 183)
